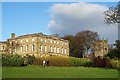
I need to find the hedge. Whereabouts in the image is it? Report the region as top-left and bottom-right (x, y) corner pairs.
(34, 56), (72, 66)
(2, 54), (24, 67)
(2, 53), (35, 67)
(2, 53), (119, 69)
(33, 56), (95, 67)
(71, 57), (95, 67)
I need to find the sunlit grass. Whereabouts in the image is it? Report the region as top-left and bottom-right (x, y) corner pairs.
(2, 65), (118, 78)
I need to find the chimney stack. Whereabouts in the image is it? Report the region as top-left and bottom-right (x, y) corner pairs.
(11, 33), (15, 39)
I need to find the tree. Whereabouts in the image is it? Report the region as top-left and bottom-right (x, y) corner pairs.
(114, 40), (120, 58)
(104, 1), (120, 24)
(76, 30), (99, 56)
(63, 35), (84, 57)
(104, 2), (120, 58)
(106, 40), (120, 59)
(63, 30), (99, 58)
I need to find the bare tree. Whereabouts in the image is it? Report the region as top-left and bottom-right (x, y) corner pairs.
(104, 1), (120, 24)
(76, 30), (99, 57)
(63, 30), (99, 58)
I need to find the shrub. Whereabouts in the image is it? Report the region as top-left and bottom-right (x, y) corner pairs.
(106, 59), (119, 69)
(92, 56), (106, 67)
(24, 54), (35, 65)
(2, 54), (24, 67)
(71, 57), (95, 67)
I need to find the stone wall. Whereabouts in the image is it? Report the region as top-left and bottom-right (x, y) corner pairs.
(94, 40), (108, 57)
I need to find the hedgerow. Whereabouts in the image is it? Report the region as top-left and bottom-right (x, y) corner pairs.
(2, 53), (119, 69)
(33, 56), (95, 67)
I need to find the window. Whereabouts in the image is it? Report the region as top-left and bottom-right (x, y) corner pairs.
(32, 38), (34, 41)
(10, 42), (12, 44)
(61, 48), (63, 53)
(54, 47), (56, 53)
(20, 46), (23, 53)
(65, 49), (67, 54)
(15, 41), (17, 43)
(45, 45), (47, 52)
(41, 39), (42, 41)
(21, 40), (23, 43)
(10, 48), (12, 53)
(2, 46), (4, 50)
(57, 47), (60, 53)
(26, 45), (28, 52)
(105, 48), (107, 50)
(40, 45), (42, 51)
(54, 41), (56, 43)
(57, 42), (59, 44)
(26, 39), (28, 42)
(50, 40), (52, 43)
(50, 46), (52, 52)
(99, 43), (101, 46)
(32, 44), (34, 51)
(45, 39), (47, 42)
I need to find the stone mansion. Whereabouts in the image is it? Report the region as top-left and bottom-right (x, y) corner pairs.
(0, 33), (69, 57)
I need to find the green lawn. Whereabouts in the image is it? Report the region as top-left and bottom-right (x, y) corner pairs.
(2, 65), (118, 78)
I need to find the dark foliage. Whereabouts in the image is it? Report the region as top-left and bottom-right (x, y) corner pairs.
(92, 56), (106, 67)
(24, 54), (35, 65)
(63, 30), (99, 58)
(106, 40), (120, 59)
(2, 54), (24, 67)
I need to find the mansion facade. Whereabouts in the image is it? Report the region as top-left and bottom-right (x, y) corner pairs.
(0, 33), (69, 57)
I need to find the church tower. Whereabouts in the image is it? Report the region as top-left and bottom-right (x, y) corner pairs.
(94, 39), (108, 57)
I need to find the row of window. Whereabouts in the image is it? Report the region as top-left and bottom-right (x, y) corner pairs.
(11, 45), (67, 54)
(10, 38), (67, 45)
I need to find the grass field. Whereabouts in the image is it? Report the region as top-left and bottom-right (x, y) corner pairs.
(2, 65), (118, 78)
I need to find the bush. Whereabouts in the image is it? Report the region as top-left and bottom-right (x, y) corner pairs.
(2, 54), (24, 67)
(106, 59), (119, 69)
(91, 56), (120, 69)
(92, 56), (106, 67)
(24, 54), (35, 65)
(71, 57), (95, 67)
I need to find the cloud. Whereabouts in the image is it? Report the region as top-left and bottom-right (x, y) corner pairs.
(48, 2), (118, 44)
